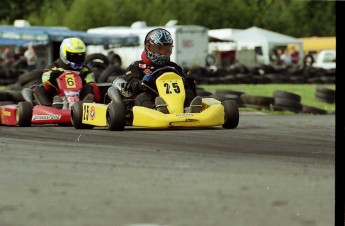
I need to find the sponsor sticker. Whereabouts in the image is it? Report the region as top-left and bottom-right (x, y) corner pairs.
(2, 110), (11, 116)
(139, 63), (146, 68)
(32, 114), (61, 120)
(144, 69), (152, 74)
(90, 106), (95, 120)
(175, 113), (193, 117)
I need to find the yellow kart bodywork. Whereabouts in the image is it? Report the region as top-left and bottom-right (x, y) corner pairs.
(81, 103), (108, 126)
(72, 70), (238, 130)
(131, 72), (225, 128)
(132, 98), (224, 128)
(79, 98), (225, 129)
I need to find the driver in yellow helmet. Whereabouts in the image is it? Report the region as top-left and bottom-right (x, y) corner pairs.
(34, 37), (100, 106)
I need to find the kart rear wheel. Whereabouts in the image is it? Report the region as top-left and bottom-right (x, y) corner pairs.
(106, 102), (126, 131)
(222, 100), (239, 129)
(71, 101), (94, 129)
(17, 101), (32, 127)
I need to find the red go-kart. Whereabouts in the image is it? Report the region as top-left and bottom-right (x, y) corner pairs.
(0, 71), (83, 126)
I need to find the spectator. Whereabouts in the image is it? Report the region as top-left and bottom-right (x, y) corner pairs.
(24, 44), (37, 71)
(14, 47), (23, 61)
(290, 46), (299, 64)
(1, 47), (15, 66)
(273, 48), (284, 65)
(0, 48), (3, 64)
(280, 49), (292, 65)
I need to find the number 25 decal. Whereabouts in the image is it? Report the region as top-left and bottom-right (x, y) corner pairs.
(164, 82), (180, 94)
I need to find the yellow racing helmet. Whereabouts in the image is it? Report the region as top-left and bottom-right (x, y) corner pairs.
(60, 37), (86, 69)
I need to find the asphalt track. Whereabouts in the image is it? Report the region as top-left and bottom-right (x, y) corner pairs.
(0, 114), (335, 226)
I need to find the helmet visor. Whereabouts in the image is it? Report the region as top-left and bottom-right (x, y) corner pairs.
(149, 44), (173, 55)
(66, 51), (85, 64)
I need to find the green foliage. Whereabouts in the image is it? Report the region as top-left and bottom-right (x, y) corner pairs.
(0, 0), (335, 36)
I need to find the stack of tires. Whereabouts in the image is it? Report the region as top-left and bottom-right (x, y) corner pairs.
(240, 94), (274, 111)
(272, 90), (302, 113)
(86, 53), (125, 83)
(315, 86), (335, 104)
(213, 89), (244, 105)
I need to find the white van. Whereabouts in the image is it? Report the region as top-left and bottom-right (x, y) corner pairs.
(313, 50), (336, 70)
(87, 21), (209, 69)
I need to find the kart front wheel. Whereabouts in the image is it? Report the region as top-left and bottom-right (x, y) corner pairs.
(106, 101), (126, 131)
(222, 100), (239, 129)
(71, 101), (94, 129)
(17, 101), (32, 127)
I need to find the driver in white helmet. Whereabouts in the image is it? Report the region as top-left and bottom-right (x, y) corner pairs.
(124, 28), (201, 113)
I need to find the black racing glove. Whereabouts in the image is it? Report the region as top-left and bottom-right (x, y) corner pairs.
(48, 70), (63, 83)
(123, 82), (133, 93)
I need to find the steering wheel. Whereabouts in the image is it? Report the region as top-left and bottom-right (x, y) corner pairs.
(141, 66), (182, 94)
(150, 66), (181, 79)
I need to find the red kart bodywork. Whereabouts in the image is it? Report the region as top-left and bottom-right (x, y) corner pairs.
(0, 71), (83, 126)
(0, 104), (71, 125)
(0, 104), (17, 126)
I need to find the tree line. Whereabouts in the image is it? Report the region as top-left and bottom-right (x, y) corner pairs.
(0, 0), (335, 38)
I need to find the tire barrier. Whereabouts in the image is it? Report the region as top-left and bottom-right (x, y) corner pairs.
(272, 90), (302, 113)
(192, 64), (335, 85)
(315, 86), (335, 104)
(240, 94), (274, 110)
(0, 54), (335, 116)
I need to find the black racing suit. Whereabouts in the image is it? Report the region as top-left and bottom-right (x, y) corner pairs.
(124, 52), (197, 109)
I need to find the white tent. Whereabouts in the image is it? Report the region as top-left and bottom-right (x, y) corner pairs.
(208, 28), (243, 41)
(230, 26), (304, 65)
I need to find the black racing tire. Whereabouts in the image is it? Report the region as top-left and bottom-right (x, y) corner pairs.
(109, 54), (122, 67)
(273, 104), (302, 113)
(18, 69), (43, 86)
(17, 101), (32, 127)
(98, 65), (125, 83)
(240, 103), (271, 111)
(205, 54), (216, 66)
(0, 91), (12, 101)
(316, 86), (335, 96)
(273, 90), (301, 102)
(196, 89), (213, 97)
(315, 92), (335, 104)
(302, 105), (327, 115)
(85, 53), (109, 68)
(5, 90), (24, 102)
(215, 89), (245, 97)
(222, 100), (239, 129)
(71, 101), (94, 129)
(106, 102), (126, 131)
(274, 97), (302, 109)
(22, 78), (42, 89)
(303, 54), (315, 67)
(0, 101), (14, 106)
(240, 94), (274, 106)
(214, 94), (240, 104)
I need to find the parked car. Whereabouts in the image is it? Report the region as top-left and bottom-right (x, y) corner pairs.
(313, 50), (336, 70)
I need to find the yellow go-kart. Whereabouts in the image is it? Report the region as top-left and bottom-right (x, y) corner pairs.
(71, 67), (239, 131)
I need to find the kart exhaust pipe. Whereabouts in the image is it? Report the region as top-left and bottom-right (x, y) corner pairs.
(107, 86), (122, 104)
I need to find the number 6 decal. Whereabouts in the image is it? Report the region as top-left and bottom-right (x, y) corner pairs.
(65, 74), (76, 88)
